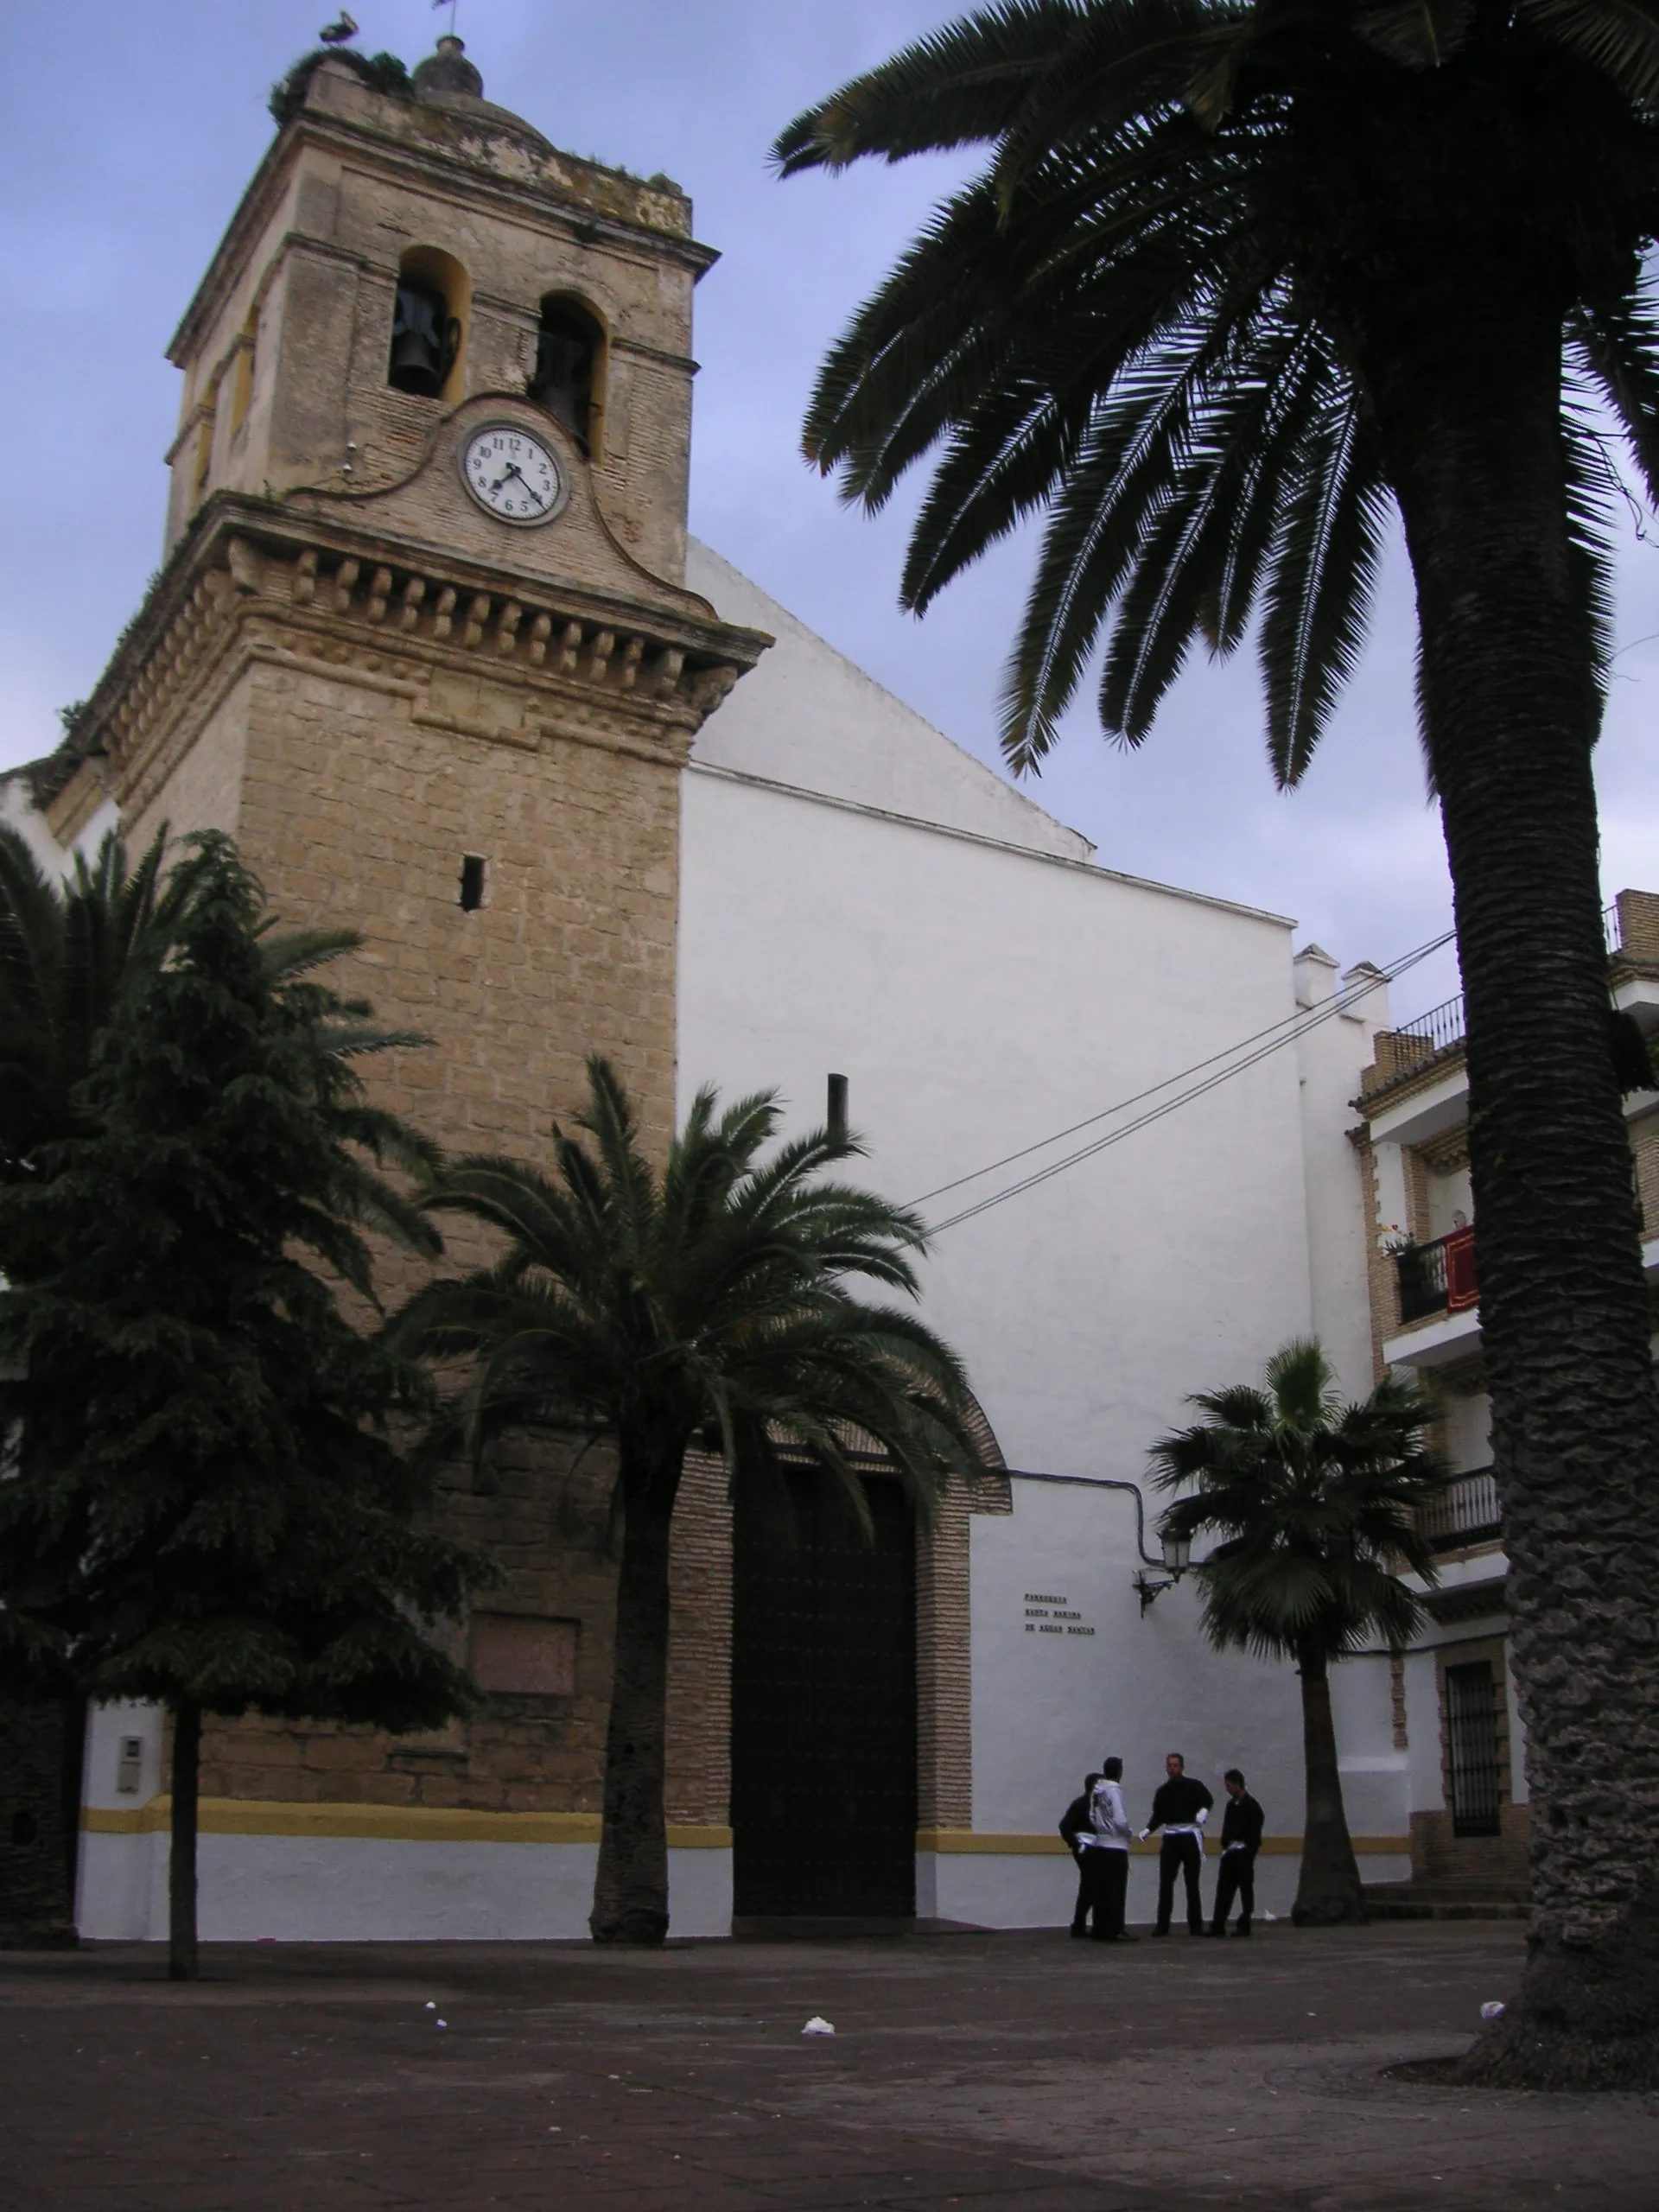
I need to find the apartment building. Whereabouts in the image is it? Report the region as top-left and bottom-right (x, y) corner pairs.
(1350, 891), (1659, 1897)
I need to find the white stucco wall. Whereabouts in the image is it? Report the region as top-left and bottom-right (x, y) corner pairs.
(1293, 949), (1389, 1399)
(677, 770), (1316, 1478)
(969, 1478), (1308, 1839)
(0, 770), (118, 877)
(687, 541), (1095, 862)
(79, 1832), (733, 1944)
(678, 557), (1397, 1892)
(677, 643), (1400, 1880)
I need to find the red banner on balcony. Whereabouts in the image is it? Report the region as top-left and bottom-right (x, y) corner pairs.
(1445, 1225), (1478, 1311)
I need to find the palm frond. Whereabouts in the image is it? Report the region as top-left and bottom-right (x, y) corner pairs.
(394, 1064), (988, 1529)
(1151, 1338), (1445, 1663)
(772, 0), (1085, 174)
(1518, 0), (1659, 107)
(1259, 399), (1389, 786)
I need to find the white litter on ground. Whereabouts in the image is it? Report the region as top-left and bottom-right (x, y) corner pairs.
(435, 2019), (448, 2030)
(801, 2017), (836, 2037)
(1480, 2001), (1507, 2022)
(424, 2002), (436, 2012)
(1262, 1911), (1279, 1923)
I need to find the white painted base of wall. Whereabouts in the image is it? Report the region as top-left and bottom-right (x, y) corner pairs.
(77, 1834), (734, 1943)
(918, 1850), (1412, 1929)
(78, 1831), (1414, 1944)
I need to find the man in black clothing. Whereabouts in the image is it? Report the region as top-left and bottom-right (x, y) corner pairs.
(1210, 1768), (1265, 1936)
(1140, 1752), (1214, 1935)
(1059, 1771), (1103, 1937)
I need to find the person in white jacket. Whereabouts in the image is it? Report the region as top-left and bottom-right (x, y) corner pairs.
(1084, 1758), (1137, 1942)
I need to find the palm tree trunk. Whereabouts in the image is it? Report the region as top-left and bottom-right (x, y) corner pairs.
(1292, 1645), (1363, 1925)
(168, 1700), (200, 1982)
(589, 1445), (677, 1947)
(1363, 265), (1659, 2087)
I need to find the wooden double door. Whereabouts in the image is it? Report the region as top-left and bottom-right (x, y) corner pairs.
(730, 1472), (917, 1920)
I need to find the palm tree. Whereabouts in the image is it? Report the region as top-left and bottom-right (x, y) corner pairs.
(1151, 1341), (1444, 1924)
(776, 3), (1659, 2087)
(391, 1057), (985, 1947)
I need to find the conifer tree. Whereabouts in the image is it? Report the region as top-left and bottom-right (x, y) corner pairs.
(0, 835), (491, 1979)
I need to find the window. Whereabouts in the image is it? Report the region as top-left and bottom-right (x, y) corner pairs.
(1445, 1661), (1504, 1838)
(193, 378), (219, 498)
(528, 295), (605, 452)
(469, 1615), (577, 1699)
(387, 246), (469, 402)
(228, 308), (257, 435)
(459, 854), (486, 912)
(827, 1072), (849, 1138)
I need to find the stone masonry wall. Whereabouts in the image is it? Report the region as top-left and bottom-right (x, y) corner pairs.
(238, 642), (681, 1176)
(201, 1427), (623, 1812)
(0, 1700), (78, 1946)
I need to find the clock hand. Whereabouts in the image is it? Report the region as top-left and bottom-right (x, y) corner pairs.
(481, 459), (552, 509)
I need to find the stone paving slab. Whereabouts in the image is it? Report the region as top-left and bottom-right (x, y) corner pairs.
(0, 1926), (1654, 2210)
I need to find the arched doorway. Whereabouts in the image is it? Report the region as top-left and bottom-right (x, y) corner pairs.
(731, 1465), (917, 1921)
(728, 1399), (1006, 1925)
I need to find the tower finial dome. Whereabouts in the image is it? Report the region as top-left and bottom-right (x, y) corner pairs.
(412, 34), (484, 100)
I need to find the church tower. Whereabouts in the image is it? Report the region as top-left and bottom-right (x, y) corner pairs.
(53, 37), (772, 1933)
(50, 35), (767, 1174)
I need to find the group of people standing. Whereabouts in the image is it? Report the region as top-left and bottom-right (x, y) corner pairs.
(1058, 1753), (1264, 1942)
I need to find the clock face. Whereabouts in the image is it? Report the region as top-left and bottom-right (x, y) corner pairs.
(459, 424), (567, 526)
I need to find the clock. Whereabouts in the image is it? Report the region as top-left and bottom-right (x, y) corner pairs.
(459, 423), (568, 526)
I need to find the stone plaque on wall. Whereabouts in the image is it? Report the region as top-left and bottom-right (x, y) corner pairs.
(469, 1614), (578, 1698)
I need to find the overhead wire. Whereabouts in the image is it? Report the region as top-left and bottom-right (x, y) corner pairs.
(916, 927), (1456, 1237)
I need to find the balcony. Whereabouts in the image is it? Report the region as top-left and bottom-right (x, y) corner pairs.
(1395, 1227), (1478, 1325)
(1419, 1469), (1503, 1554)
(1385, 1223), (1659, 1369)
(1396, 994), (1467, 1059)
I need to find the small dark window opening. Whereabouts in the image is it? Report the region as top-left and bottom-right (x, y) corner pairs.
(528, 300), (601, 448)
(827, 1073), (849, 1139)
(389, 279), (460, 397)
(459, 855), (486, 912)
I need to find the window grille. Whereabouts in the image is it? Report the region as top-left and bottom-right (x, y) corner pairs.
(1446, 1661), (1504, 1838)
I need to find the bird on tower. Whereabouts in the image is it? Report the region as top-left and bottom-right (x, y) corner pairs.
(318, 11), (359, 44)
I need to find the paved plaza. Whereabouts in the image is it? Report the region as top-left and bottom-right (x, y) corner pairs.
(1, 1923), (1654, 2211)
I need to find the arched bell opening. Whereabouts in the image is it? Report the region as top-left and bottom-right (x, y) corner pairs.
(527, 294), (606, 456)
(387, 245), (470, 404)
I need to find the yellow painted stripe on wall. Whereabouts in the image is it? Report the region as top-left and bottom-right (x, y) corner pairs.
(82, 1798), (732, 1849)
(915, 1829), (1410, 1858)
(81, 1802), (1403, 1859)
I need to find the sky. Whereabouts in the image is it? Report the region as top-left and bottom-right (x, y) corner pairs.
(4, 0), (1659, 1022)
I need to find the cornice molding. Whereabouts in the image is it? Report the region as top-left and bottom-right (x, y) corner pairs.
(1424, 1575), (1508, 1625)
(69, 497), (770, 819)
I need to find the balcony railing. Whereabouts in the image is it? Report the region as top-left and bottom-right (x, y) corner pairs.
(1419, 1468), (1503, 1554)
(1395, 994), (1466, 1057)
(1394, 1226), (1478, 1325)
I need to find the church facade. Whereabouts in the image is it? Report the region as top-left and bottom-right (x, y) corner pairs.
(8, 39), (1458, 1942)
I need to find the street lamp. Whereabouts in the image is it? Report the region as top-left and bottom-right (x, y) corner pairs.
(1134, 1531), (1192, 1616)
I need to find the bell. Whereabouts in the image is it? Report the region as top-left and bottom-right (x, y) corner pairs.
(389, 328), (443, 397)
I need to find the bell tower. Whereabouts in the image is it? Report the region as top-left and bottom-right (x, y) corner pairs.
(50, 35), (769, 1172)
